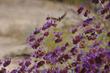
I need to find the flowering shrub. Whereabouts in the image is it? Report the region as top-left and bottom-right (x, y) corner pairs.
(0, 0), (110, 73)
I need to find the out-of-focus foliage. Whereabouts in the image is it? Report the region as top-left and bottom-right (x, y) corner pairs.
(49, 0), (86, 4)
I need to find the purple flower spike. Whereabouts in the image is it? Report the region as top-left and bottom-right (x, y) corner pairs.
(73, 35), (83, 44)
(55, 37), (62, 43)
(80, 67), (87, 73)
(60, 68), (68, 73)
(108, 41), (110, 47)
(31, 49), (45, 58)
(42, 19), (56, 30)
(44, 31), (49, 36)
(84, 28), (95, 34)
(105, 14), (110, 19)
(24, 60), (31, 67)
(19, 59), (31, 67)
(77, 6), (84, 14)
(104, 64), (109, 70)
(91, 0), (99, 4)
(100, 8), (108, 15)
(53, 32), (63, 38)
(37, 36), (44, 43)
(71, 27), (77, 34)
(43, 52), (57, 64)
(4, 0), (110, 72)
(27, 34), (35, 43)
(0, 59), (2, 66)
(65, 42), (69, 47)
(36, 61), (45, 68)
(58, 54), (71, 64)
(101, 0), (106, 4)
(74, 64), (80, 73)
(83, 18), (93, 24)
(107, 32), (110, 37)
(106, 1), (110, 9)
(11, 69), (18, 73)
(3, 58), (11, 67)
(84, 10), (90, 17)
(70, 46), (78, 55)
(42, 23), (51, 30)
(33, 28), (41, 35)
(0, 67), (6, 73)
(54, 46), (63, 56)
(31, 41), (40, 49)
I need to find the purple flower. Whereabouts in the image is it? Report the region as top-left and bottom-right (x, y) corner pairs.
(28, 36), (44, 49)
(43, 52), (57, 64)
(42, 19), (56, 30)
(57, 54), (71, 64)
(82, 63), (90, 69)
(106, 1), (110, 9)
(80, 67), (87, 73)
(43, 52), (53, 60)
(54, 46), (63, 56)
(31, 49), (45, 58)
(24, 60), (31, 67)
(87, 32), (97, 40)
(104, 64), (109, 70)
(95, 23), (101, 29)
(32, 68), (39, 73)
(53, 32), (63, 38)
(19, 59), (31, 70)
(92, 41), (102, 48)
(33, 28), (41, 35)
(0, 67), (6, 73)
(27, 34), (35, 43)
(55, 37), (62, 43)
(41, 69), (48, 73)
(84, 28), (95, 34)
(37, 36), (44, 43)
(105, 14), (110, 19)
(42, 23), (51, 30)
(77, 6), (84, 14)
(74, 64), (81, 73)
(96, 28), (103, 34)
(91, 0), (99, 4)
(44, 31), (49, 36)
(60, 68), (68, 73)
(3, 0), (110, 72)
(101, 0), (106, 4)
(77, 53), (83, 61)
(71, 27), (77, 34)
(64, 42), (69, 47)
(55, 67), (61, 73)
(3, 58), (11, 67)
(36, 61), (45, 68)
(108, 41), (110, 47)
(31, 41), (40, 49)
(95, 56), (102, 64)
(84, 10), (90, 17)
(107, 32), (110, 37)
(70, 46), (78, 55)
(73, 35), (83, 44)
(10, 69), (18, 73)
(100, 8), (108, 15)
(0, 59), (2, 66)
(83, 18), (93, 24)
